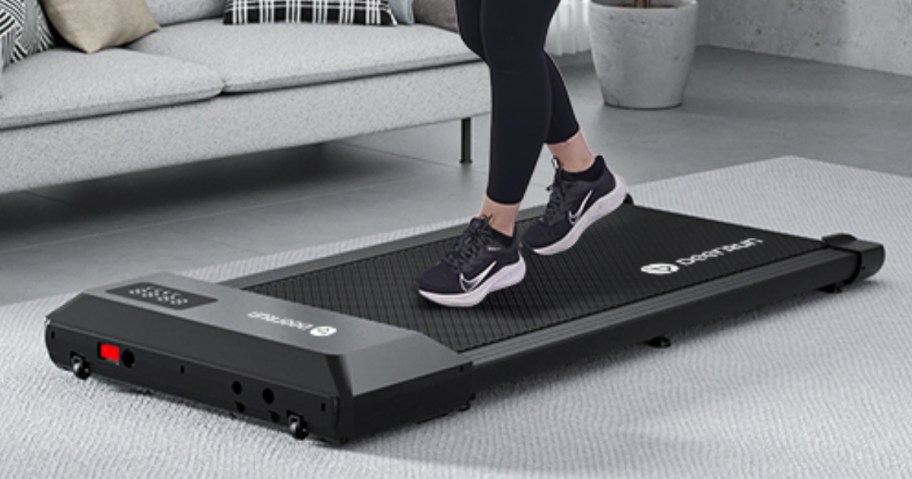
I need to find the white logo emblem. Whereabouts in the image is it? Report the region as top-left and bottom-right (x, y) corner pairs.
(641, 263), (680, 275)
(640, 238), (765, 276)
(249, 311), (313, 331)
(568, 190), (594, 225)
(310, 326), (337, 337)
(459, 261), (497, 292)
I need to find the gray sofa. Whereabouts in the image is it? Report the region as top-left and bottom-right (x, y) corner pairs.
(0, 0), (489, 195)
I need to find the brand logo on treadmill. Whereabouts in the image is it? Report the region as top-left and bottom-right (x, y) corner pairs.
(310, 326), (337, 337)
(641, 238), (765, 275)
(249, 311), (313, 331)
(249, 311), (340, 338)
(641, 263), (680, 275)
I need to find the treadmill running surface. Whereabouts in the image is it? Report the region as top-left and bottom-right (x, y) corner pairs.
(240, 205), (824, 353)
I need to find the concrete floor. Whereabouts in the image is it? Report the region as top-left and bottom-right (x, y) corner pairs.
(2, 46), (911, 305)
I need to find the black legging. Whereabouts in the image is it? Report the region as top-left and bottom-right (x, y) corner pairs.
(455, 0), (581, 205)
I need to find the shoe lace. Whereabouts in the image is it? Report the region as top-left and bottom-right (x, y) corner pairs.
(542, 157), (573, 225)
(442, 216), (496, 272)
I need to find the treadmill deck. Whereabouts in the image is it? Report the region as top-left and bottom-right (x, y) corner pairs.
(45, 200), (883, 443)
(242, 205), (824, 353)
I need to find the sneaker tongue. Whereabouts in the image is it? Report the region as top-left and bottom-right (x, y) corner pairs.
(461, 217), (489, 243)
(471, 216), (491, 230)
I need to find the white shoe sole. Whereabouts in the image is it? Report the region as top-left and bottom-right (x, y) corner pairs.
(418, 256), (527, 308)
(530, 174), (628, 256)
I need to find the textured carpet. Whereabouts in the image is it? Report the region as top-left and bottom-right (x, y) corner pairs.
(1, 157), (909, 478)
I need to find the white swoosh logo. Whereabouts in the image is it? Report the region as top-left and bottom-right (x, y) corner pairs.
(459, 261), (497, 293)
(568, 190), (594, 225)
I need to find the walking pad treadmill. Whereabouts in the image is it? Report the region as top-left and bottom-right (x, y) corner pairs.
(45, 196), (885, 444)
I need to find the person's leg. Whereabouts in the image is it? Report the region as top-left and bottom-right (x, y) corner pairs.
(547, 129), (598, 173)
(456, 0), (590, 228)
(479, 0), (563, 235)
(541, 53), (598, 173)
(516, 15), (627, 255)
(455, 0), (486, 61)
(415, 0), (563, 306)
(456, 0), (523, 235)
(457, 0), (581, 151)
(523, 74), (627, 256)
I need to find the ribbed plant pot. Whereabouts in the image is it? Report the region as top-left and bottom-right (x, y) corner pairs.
(588, 0), (699, 109)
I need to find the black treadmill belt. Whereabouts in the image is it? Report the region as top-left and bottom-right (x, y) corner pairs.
(244, 207), (824, 353)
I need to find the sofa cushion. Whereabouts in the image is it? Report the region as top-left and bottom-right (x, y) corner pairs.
(128, 19), (480, 93)
(0, 48), (223, 130)
(146, 0), (223, 26)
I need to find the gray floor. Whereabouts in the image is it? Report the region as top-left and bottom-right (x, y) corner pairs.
(2, 46), (911, 305)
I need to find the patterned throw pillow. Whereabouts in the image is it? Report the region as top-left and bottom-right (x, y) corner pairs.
(0, 10), (10, 95)
(0, 0), (54, 67)
(224, 0), (398, 26)
(1, 10), (14, 67)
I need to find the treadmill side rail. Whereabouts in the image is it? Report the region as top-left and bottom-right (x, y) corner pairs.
(465, 241), (882, 387)
(45, 273), (473, 444)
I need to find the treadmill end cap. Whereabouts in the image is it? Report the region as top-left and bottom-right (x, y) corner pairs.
(822, 233), (885, 286)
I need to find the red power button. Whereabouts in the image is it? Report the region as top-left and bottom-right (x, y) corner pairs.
(99, 343), (121, 363)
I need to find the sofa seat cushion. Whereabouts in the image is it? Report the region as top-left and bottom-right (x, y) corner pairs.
(0, 47), (223, 130)
(128, 19), (480, 93)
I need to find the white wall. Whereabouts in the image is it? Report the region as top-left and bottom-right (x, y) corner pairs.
(698, 0), (912, 76)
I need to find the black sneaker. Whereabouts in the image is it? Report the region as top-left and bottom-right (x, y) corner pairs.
(416, 216), (526, 308)
(522, 155), (627, 255)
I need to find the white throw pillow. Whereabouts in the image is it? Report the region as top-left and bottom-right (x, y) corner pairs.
(41, 0), (160, 54)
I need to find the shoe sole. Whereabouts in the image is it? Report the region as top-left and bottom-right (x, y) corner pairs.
(418, 255), (527, 308)
(529, 174), (628, 256)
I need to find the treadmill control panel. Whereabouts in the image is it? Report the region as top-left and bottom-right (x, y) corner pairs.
(108, 283), (217, 310)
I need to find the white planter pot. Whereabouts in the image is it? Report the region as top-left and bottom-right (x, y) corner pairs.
(588, 0), (699, 109)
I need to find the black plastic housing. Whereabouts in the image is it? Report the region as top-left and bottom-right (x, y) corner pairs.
(45, 273), (472, 444)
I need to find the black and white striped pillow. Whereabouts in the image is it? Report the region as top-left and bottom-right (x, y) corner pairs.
(225, 0), (398, 26)
(0, 0), (55, 67)
(1, 10), (15, 67)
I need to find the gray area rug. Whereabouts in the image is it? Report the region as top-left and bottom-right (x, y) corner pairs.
(1, 157), (909, 478)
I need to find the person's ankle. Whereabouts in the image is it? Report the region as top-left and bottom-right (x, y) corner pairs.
(557, 155), (604, 184)
(556, 153), (596, 174)
(479, 214), (515, 239)
(479, 195), (519, 238)
(488, 224), (514, 246)
(488, 220), (515, 239)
